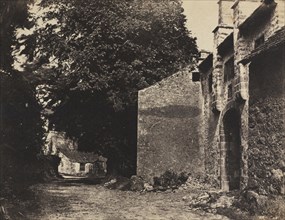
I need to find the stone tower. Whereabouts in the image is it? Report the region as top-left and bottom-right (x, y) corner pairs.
(212, 0), (234, 112)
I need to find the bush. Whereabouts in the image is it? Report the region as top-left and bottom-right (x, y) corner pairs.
(261, 196), (285, 218)
(153, 170), (189, 189)
(235, 190), (285, 218)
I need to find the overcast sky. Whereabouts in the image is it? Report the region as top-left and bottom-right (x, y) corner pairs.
(182, 0), (218, 51)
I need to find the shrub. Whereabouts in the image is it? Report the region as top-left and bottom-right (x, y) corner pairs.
(153, 170), (189, 188)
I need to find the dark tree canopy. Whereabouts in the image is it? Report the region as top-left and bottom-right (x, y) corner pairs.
(1, 0), (43, 157)
(17, 0), (199, 175)
(0, 70), (43, 156)
(0, 0), (44, 188)
(0, 0), (31, 70)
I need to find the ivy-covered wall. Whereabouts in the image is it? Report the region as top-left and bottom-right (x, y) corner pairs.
(248, 52), (285, 195)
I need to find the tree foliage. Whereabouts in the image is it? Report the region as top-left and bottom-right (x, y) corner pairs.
(0, 70), (43, 157)
(1, 0), (43, 156)
(16, 0), (199, 175)
(0, 0), (44, 188)
(0, 0), (31, 70)
(19, 0), (198, 108)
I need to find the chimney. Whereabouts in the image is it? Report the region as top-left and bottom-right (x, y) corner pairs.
(213, 0), (234, 49)
(218, 0), (235, 26)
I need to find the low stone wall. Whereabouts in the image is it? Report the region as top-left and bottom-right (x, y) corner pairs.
(137, 68), (204, 183)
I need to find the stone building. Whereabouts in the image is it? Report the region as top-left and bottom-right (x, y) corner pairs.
(58, 148), (107, 178)
(44, 131), (107, 178)
(137, 0), (285, 194)
(137, 68), (204, 183)
(199, 0), (285, 193)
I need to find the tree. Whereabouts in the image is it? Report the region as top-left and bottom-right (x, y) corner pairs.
(0, 0), (31, 70)
(16, 0), (199, 175)
(0, 0), (45, 189)
(0, 0), (40, 152)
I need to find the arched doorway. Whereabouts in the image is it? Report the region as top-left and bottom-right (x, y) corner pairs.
(223, 109), (241, 190)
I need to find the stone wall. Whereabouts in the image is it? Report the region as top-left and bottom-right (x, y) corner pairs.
(213, 26), (233, 112)
(233, 0), (260, 27)
(58, 154), (80, 175)
(200, 67), (220, 181)
(58, 154), (96, 177)
(235, 0), (285, 61)
(137, 68), (204, 183)
(198, 0), (285, 191)
(234, 0), (285, 193)
(248, 52), (285, 195)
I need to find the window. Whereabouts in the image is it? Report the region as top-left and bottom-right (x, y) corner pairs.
(255, 35), (264, 48)
(224, 57), (234, 82)
(192, 72), (200, 82)
(228, 84), (233, 100)
(80, 163), (85, 171)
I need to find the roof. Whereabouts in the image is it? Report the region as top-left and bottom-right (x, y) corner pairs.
(200, 49), (211, 53)
(198, 50), (212, 61)
(217, 32), (234, 56)
(198, 53), (213, 73)
(239, 0), (277, 32)
(212, 25), (233, 34)
(240, 27), (285, 64)
(59, 147), (107, 163)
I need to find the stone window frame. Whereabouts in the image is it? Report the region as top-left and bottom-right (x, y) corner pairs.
(223, 56), (235, 83)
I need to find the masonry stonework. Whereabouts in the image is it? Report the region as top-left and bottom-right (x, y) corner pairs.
(248, 53), (285, 194)
(137, 69), (204, 183)
(199, 0), (285, 192)
(200, 65), (220, 181)
(137, 0), (285, 193)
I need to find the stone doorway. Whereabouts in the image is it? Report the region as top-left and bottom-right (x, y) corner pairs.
(223, 109), (241, 190)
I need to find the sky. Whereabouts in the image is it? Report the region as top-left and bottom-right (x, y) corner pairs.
(182, 0), (218, 51)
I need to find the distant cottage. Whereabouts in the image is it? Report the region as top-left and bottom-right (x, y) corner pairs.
(44, 131), (107, 178)
(58, 148), (107, 178)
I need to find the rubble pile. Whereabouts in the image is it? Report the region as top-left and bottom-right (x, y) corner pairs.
(182, 191), (252, 219)
(236, 190), (285, 217)
(179, 175), (218, 191)
(183, 191), (234, 213)
(103, 176), (131, 190)
(184, 189), (285, 219)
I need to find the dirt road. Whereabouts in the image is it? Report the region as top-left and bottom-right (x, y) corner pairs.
(26, 181), (228, 220)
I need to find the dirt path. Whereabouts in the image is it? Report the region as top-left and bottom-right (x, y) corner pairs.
(26, 181), (229, 220)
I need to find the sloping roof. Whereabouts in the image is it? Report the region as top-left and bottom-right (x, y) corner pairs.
(239, 0), (277, 32)
(198, 53), (213, 73)
(218, 32), (234, 56)
(59, 147), (106, 163)
(212, 25), (233, 34)
(240, 27), (285, 64)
